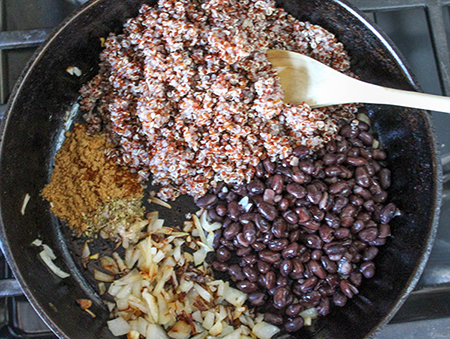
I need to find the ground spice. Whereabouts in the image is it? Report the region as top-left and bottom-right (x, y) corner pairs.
(42, 124), (144, 236)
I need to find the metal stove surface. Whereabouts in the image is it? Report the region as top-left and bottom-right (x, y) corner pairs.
(1, 0), (450, 338)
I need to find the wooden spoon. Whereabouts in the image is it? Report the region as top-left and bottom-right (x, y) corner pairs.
(266, 49), (450, 113)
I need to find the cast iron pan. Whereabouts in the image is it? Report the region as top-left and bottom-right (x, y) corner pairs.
(0, 0), (442, 338)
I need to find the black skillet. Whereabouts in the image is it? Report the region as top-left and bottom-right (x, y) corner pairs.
(0, 0), (441, 338)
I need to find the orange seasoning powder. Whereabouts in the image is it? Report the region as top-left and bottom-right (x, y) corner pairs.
(42, 124), (144, 236)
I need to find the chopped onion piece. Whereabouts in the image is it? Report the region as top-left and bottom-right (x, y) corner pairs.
(192, 214), (208, 245)
(39, 250), (70, 279)
(194, 283), (212, 302)
(128, 330), (140, 339)
(142, 289), (159, 324)
(193, 248), (208, 266)
(107, 317), (131, 336)
(21, 193), (30, 215)
(252, 322), (280, 339)
(94, 269), (114, 282)
(224, 287), (247, 307)
(167, 320), (191, 339)
(221, 328), (241, 339)
(200, 212), (222, 232)
(113, 269), (141, 286)
(101, 256), (120, 275)
(31, 239), (42, 247)
(98, 282), (106, 295)
(147, 324), (169, 339)
(42, 244), (56, 260)
(209, 320), (223, 336)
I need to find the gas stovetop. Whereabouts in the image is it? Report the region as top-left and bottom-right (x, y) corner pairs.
(1, 0), (450, 338)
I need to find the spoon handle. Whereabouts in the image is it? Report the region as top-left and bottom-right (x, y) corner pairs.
(312, 78), (450, 114)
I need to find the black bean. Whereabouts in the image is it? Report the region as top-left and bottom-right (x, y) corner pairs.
(228, 264), (245, 281)
(363, 246), (379, 261)
(254, 214), (270, 233)
(282, 210), (298, 225)
(379, 224), (391, 238)
(325, 166), (342, 177)
(236, 247), (252, 257)
(256, 261), (270, 274)
(380, 202), (398, 224)
(264, 312), (284, 326)
(299, 276), (318, 292)
(251, 241), (266, 251)
(280, 259), (293, 277)
(329, 181), (348, 195)
(319, 225), (334, 243)
(355, 166), (371, 187)
(223, 222), (241, 240)
(265, 271), (277, 290)
(263, 189), (275, 204)
(258, 202), (278, 221)
(307, 185), (322, 205)
(350, 272), (363, 286)
(317, 297), (331, 316)
(270, 174), (284, 194)
(196, 193), (218, 208)
(237, 280), (258, 293)
(359, 131), (374, 145)
(373, 149), (387, 160)
(259, 250), (281, 264)
(278, 198), (289, 211)
(243, 223), (256, 242)
(216, 246), (231, 262)
(347, 157), (367, 166)
(212, 261), (229, 272)
(305, 234), (323, 249)
(273, 286), (289, 309)
(292, 166), (307, 184)
(334, 228), (350, 239)
(340, 124), (359, 139)
(309, 260), (327, 279)
(333, 292), (347, 307)
(286, 183), (307, 199)
(282, 243), (300, 259)
(360, 261), (376, 278)
(321, 256), (338, 273)
(340, 279), (355, 298)
(248, 292), (266, 306)
(236, 233), (251, 247)
(285, 317), (304, 332)
(299, 160), (315, 174)
(277, 275), (289, 287)
(239, 252), (257, 266)
(270, 218), (285, 238)
(227, 201), (241, 221)
(290, 259), (305, 279)
(268, 238), (289, 252)
(242, 266), (258, 282)
(352, 219), (365, 233)
(247, 179), (265, 195)
(354, 185), (372, 200)
(293, 145), (310, 158)
(311, 249), (323, 261)
(286, 303), (303, 317)
(332, 197), (348, 214)
(359, 227), (379, 242)
(322, 153), (337, 166)
(370, 237), (387, 246)
(215, 204), (227, 217)
(347, 147), (360, 158)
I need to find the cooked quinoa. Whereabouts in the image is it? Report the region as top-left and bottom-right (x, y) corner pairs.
(80, 0), (357, 200)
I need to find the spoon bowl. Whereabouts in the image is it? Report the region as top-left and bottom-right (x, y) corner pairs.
(267, 49), (450, 113)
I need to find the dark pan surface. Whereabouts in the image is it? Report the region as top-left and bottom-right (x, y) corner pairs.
(0, 0), (441, 338)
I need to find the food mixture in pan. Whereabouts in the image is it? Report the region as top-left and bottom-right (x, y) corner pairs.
(42, 0), (400, 338)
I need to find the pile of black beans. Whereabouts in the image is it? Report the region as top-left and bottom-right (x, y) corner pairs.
(196, 119), (400, 333)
